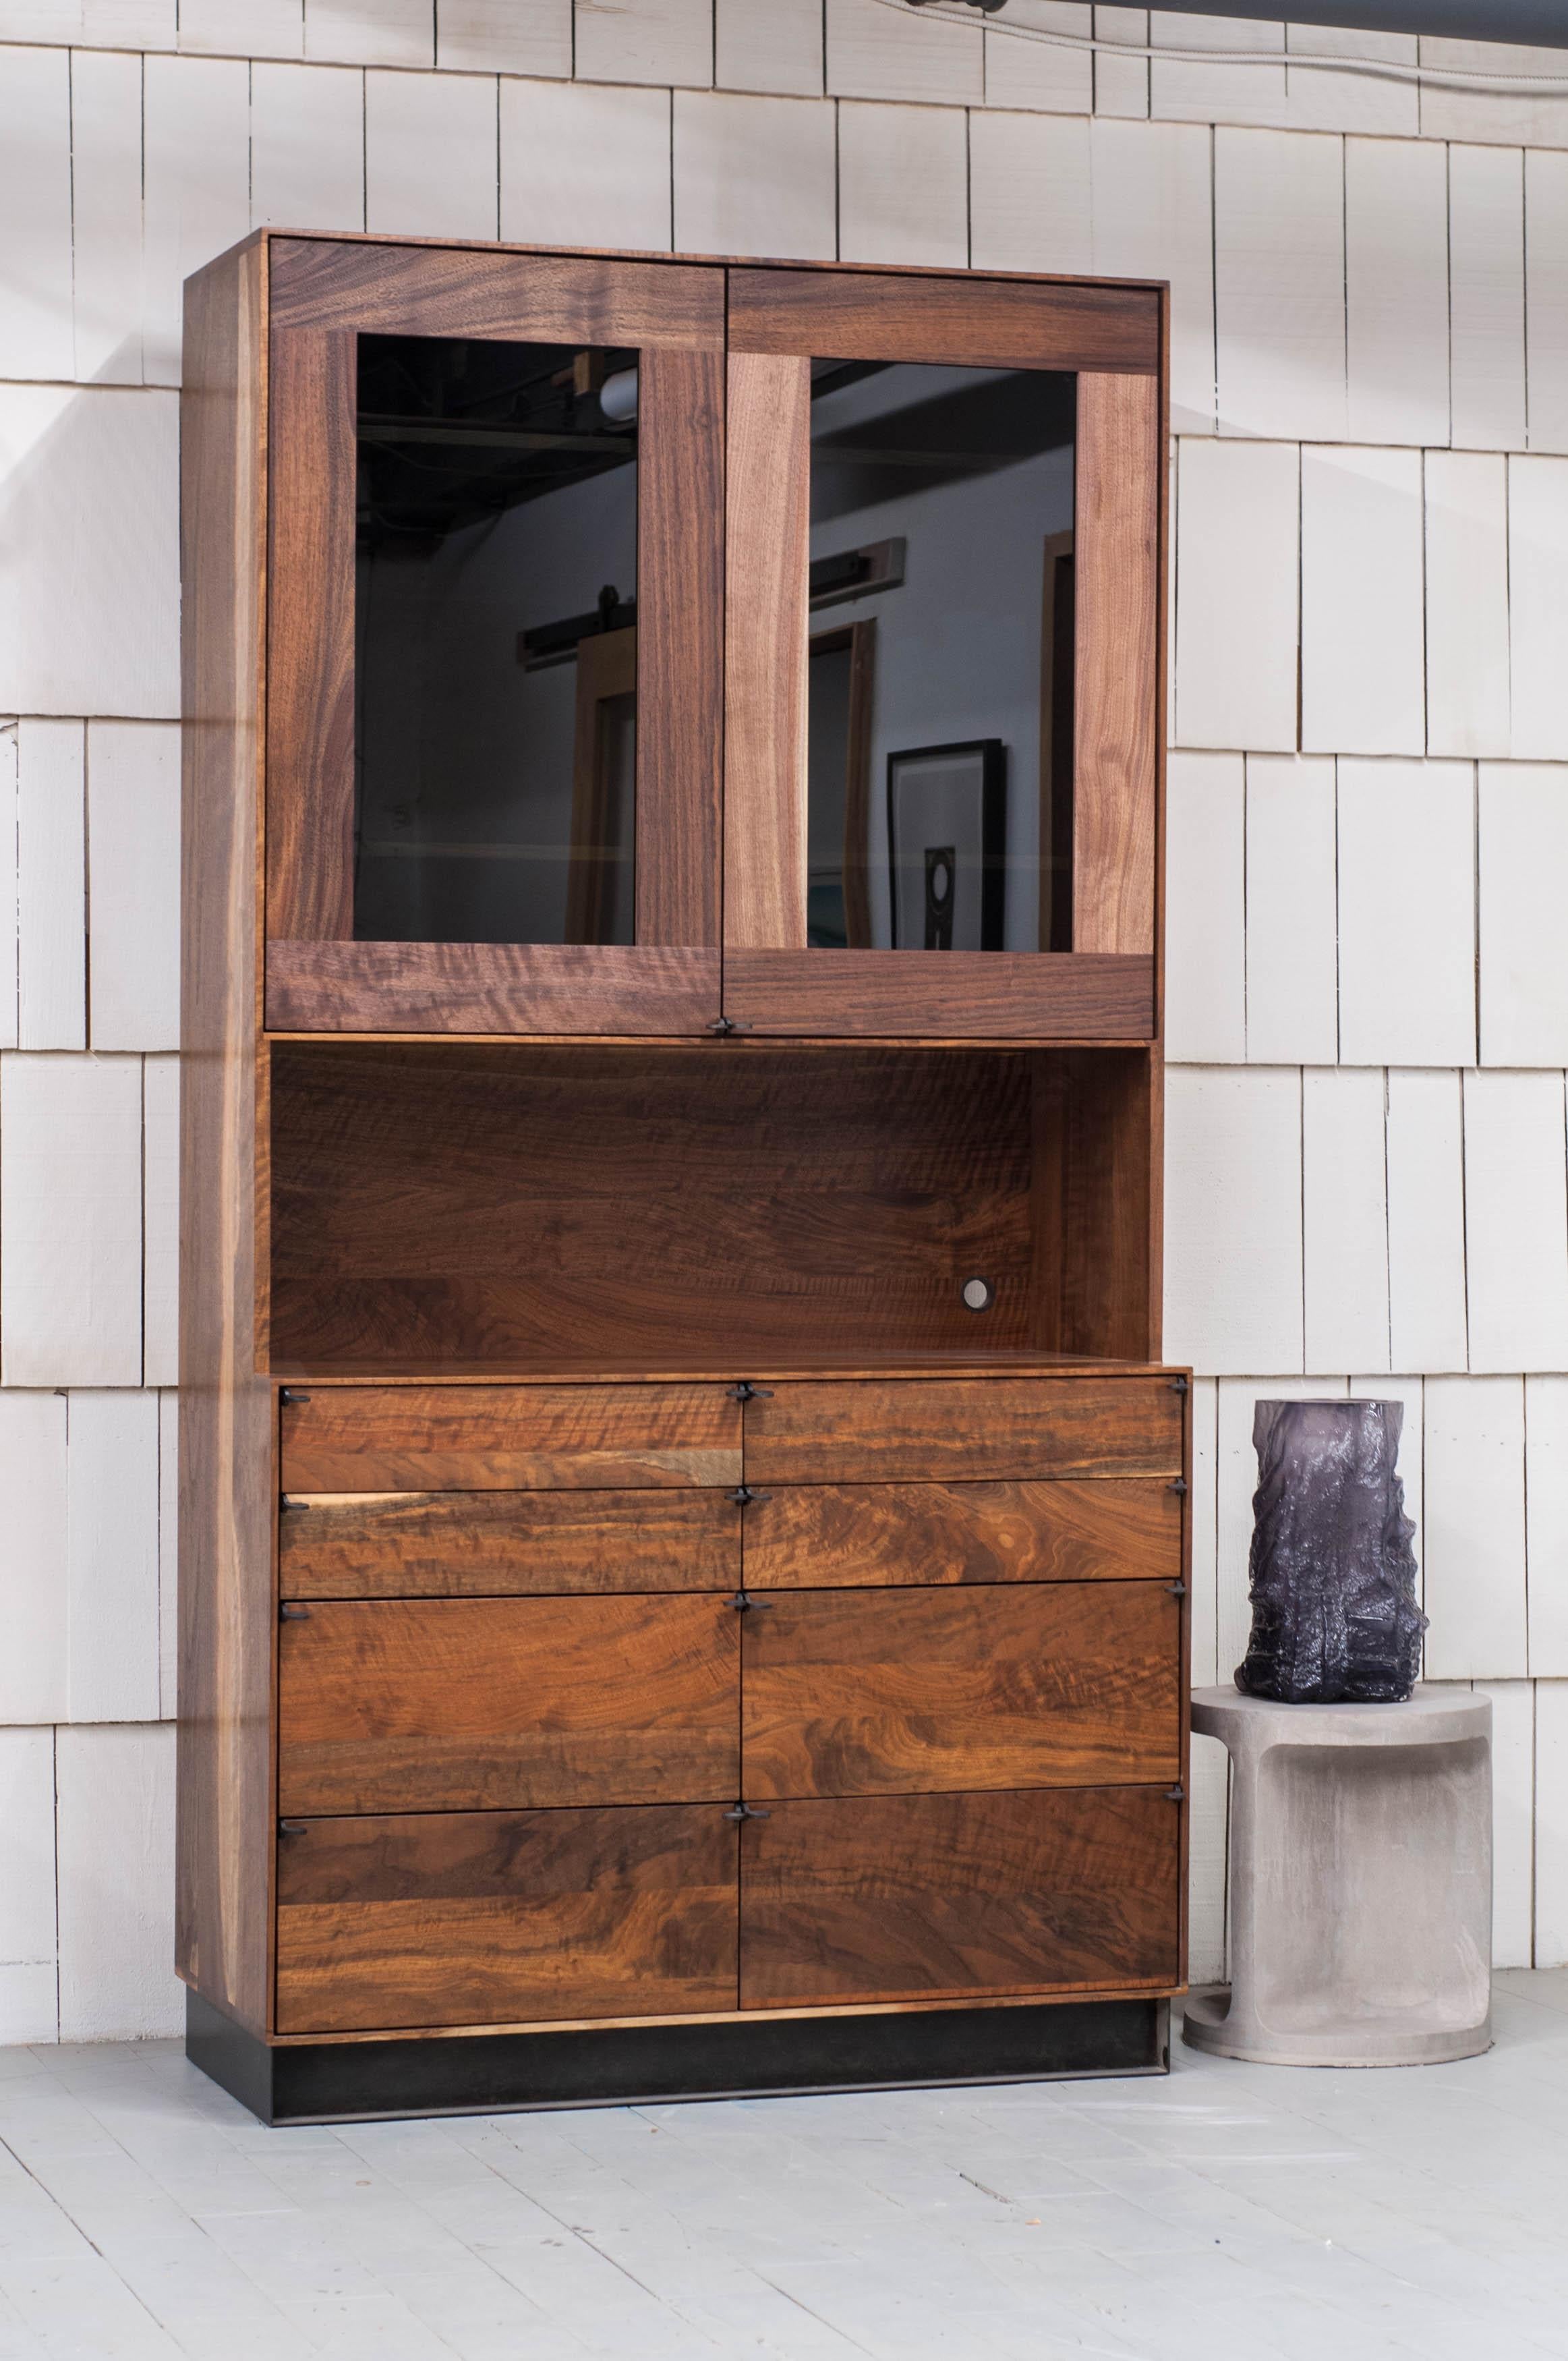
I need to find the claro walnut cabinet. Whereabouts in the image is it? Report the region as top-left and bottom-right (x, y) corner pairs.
(179, 230), (1189, 2123)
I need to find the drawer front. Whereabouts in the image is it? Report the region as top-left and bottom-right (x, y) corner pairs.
(740, 1787), (1180, 2010)
(279, 1595), (739, 1814)
(280, 1384), (743, 1491)
(744, 1378), (1182, 1484)
(276, 1804), (738, 2034)
(743, 1581), (1180, 1798)
(743, 1479), (1180, 1590)
(281, 1488), (741, 1599)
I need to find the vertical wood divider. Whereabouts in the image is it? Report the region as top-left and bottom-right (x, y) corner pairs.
(724, 351), (811, 949)
(266, 323), (356, 942)
(1074, 372), (1160, 957)
(637, 344), (725, 948)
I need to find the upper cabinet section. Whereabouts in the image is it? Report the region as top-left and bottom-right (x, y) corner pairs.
(243, 238), (1163, 1042)
(264, 241), (725, 1035)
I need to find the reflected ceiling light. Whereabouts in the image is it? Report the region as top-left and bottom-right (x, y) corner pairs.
(599, 368), (639, 426)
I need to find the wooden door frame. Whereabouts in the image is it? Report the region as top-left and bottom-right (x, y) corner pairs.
(262, 237), (725, 1035)
(720, 266), (1164, 1042)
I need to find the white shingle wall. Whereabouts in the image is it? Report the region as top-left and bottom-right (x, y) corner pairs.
(1, 4), (1567, 2032)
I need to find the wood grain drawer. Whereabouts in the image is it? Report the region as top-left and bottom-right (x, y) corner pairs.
(280, 1488), (741, 1599)
(739, 1786), (1180, 2009)
(744, 1378), (1182, 1485)
(742, 1479), (1180, 1589)
(278, 1595), (739, 1814)
(275, 1804), (738, 2034)
(279, 1384), (743, 1491)
(742, 1581), (1181, 1798)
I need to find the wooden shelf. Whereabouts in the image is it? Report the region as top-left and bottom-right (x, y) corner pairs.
(267, 1353), (1187, 1385)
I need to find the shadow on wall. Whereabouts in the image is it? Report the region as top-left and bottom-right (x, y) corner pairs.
(0, 370), (179, 721)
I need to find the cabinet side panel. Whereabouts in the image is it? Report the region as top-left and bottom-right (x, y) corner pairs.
(179, 241), (276, 2036)
(1073, 373), (1159, 957)
(724, 351), (809, 950)
(1032, 1049), (1159, 1362)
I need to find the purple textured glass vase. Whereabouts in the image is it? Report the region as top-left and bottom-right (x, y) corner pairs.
(1234, 1398), (1426, 1705)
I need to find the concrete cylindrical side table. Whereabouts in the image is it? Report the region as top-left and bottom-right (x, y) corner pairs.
(1183, 1685), (1492, 2067)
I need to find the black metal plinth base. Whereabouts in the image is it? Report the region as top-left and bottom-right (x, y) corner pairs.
(186, 1991), (1169, 2126)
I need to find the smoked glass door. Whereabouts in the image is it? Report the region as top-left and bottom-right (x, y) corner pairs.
(352, 331), (641, 955)
(722, 268), (1163, 1042)
(264, 241), (724, 1035)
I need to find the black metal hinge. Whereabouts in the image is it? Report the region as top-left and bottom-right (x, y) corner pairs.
(726, 1485), (772, 1507)
(728, 1590), (774, 1614)
(723, 1802), (772, 1821)
(279, 1601), (310, 1622)
(707, 1017), (753, 1036)
(726, 1382), (774, 1402)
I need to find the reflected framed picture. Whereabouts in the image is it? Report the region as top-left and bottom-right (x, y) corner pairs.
(887, 739), (1007, 952)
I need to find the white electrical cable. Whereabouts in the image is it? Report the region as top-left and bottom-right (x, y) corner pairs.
(876, 0), (1568, 88)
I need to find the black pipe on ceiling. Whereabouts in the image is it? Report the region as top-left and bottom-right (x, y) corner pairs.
(918, 0), (1568, 50)
(1150, 1), (1568, 45)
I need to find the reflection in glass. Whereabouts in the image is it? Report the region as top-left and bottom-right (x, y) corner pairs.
(806, 621), (874, 951)
(353, 335), (639, 946)
(806, 361), (1076, 954)
(888, 741), (1006, 951)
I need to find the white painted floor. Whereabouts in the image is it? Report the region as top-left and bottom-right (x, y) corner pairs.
(1, 1974), (1565, 2361)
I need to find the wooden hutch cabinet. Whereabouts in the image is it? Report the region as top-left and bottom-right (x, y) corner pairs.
(179, 230), (1188, 2124)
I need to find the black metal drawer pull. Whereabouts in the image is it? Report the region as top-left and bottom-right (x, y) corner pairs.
(725, 1485), (772, 1507)
(1166, 1578), (1187, 1599)
(726, 1382), (775, 1402)
(279, 1601), (311, 1622)
(723, 1802), (771, 1821)
(728, 1590), (774, 1614)
(1165, 1784), (1186, 1803)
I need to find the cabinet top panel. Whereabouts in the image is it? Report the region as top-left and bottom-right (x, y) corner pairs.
(206, 227), (1167, 301)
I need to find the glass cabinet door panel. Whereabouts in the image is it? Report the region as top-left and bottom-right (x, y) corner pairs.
(721, 265), (1161, 1043)
(264, 241), (723, 1037)
(805, 360), (1076, 958)
(354, 333), (639, 948)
